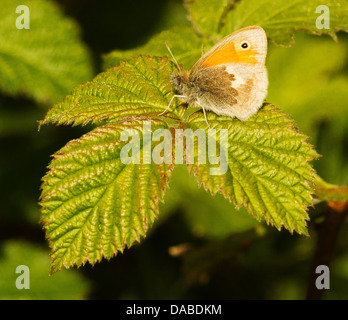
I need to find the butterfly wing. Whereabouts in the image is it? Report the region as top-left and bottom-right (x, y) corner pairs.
(193, 64), (268, 120)
(191, 26), (267, 72)
(189, 26), (268, 120)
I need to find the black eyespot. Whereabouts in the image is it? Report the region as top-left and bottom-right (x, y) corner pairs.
(241, 42), (248, 49)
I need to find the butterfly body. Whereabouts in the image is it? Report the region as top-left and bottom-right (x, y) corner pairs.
(169, 26), (268, 122)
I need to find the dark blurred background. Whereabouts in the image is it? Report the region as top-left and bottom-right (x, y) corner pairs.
(0, 0), (348, 299)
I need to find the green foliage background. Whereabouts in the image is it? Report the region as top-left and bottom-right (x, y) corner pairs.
(1, 0), (348, 299)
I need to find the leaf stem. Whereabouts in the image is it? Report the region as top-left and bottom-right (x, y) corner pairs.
(313, 173), (348, 202)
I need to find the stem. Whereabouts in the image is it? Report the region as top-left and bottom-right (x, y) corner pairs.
(306, 201), (348, 300)
(313, 173), (348, 202)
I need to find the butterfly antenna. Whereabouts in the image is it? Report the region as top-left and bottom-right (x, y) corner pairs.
(165, 42), (181, 72)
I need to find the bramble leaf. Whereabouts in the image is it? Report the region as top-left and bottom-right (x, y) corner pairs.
(40, 120), (174, 272)
(0, 0), (92, 103)
(186, 104), (319, 235)
(222, 0), (348, 45)
(184, 0), (234, 37)
(40, 56), (182, 128)
(40, 50), (321, 272)
(103, 27), (202, 70)
(267, 33), (348, 185)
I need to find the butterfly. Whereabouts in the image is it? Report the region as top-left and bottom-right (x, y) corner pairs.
(161, 26), (268, 127)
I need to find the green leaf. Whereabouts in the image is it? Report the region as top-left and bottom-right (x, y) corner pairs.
(40, 56), (182, 128)
(186, 104), (319, 235)
(103, 27), (202, 70)
(40, 120), (174, 272)
(222, 0), (348, 45)
(184, 0), (234, 37)
(103, 1), (348, 74)
(266, 33), (348, 185)
(0, 0), (93, 103)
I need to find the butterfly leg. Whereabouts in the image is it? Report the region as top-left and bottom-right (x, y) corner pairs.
(158, 94), (186, 116)
(196, 102), (210, 129)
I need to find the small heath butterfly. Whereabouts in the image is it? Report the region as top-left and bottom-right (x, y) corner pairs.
(162, 26), (268, 126)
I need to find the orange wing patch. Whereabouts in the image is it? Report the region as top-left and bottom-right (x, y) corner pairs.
(202, 41), (258, 68)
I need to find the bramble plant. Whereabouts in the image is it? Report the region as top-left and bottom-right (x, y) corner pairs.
(31, 0), (348, 275)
